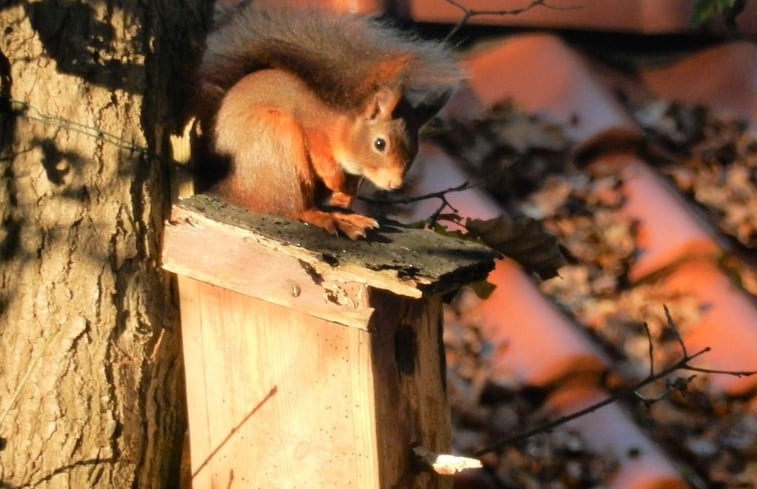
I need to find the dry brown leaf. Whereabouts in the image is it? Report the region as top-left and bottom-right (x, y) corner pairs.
(465, 215), (565, 280)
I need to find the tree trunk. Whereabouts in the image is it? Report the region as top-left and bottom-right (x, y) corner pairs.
(0, 1), (209, 487)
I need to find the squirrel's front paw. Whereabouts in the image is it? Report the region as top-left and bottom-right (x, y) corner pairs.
(332, 212), (379, 240)
(297, 210), (378, 240)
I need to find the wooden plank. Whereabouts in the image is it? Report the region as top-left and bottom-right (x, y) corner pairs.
(178, 277), (452, 489)
(176, 276), (213, 489)
(165, 213), (374, 329)
(166, 194), (481, 488)
(162, 194), (497, 302)
(369, 291), (453, 489)
(179, 277), (382, 488)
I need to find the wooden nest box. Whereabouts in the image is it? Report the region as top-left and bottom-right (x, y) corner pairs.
(162, 194), (497, 489)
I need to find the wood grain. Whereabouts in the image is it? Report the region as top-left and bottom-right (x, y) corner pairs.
(163, 194), (497, 298)
(164, 195), (494, 488)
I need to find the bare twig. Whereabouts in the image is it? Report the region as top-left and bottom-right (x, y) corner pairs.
(362, 178), (477, 207)
(426, 196), (461, 228)
(633, 321), (661, 406)
(664, 304), (688, 358)
(634, 374), (698, 406)
(359, 162), (518, 223)
(360, 177), (481, 226)
(443, 0), (581, 41)
(683, 365), (757, 377)
(474, 347), (712, 456)
(474, 308), (757, 457)
(642, 321), (655, 377)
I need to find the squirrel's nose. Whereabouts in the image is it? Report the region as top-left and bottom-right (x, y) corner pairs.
(385, 176), (400, 189)
(367, 168), (405, 190)
(383, 173), (404, 190)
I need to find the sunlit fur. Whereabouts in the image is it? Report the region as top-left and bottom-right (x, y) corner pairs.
(199, 0), (462, 237)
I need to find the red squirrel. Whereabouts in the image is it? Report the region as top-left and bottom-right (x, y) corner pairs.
(196, 0), (462, 239)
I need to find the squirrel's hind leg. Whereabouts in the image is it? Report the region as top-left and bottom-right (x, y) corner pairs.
(213, 105), (314, 215)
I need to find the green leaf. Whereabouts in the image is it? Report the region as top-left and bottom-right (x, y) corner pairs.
(691, 0), (739, 25)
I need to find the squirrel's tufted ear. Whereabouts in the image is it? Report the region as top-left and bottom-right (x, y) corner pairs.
(411, 88), (454, 126)
(363, 86), (401, 121)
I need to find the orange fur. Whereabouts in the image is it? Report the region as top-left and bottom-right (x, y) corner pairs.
(213, 69), (407, 238)
(200, 2), (462, 238)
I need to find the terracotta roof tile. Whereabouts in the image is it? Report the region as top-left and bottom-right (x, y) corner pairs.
(548, 386), (688, 489)
(661, 259), (757, 395)
(596, 153), (722, 281)
(405, 145), (691, 487)
(479, 260), (608, 386)
(401, 23), (756, 489)
(404, 143), (502, 225)
(398, 0), (757, 34)
(463, 34), (638, 146)
(642, 41), (757, 121)
(403, 146), (608, 385)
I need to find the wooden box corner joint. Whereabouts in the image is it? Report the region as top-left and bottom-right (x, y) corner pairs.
(161, 194), (496, 489)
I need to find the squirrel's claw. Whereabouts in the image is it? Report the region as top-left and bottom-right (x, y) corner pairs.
(297, 209), (378, 240)
(333, 213), (379, 240)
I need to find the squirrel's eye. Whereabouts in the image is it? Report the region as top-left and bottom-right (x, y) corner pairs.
(374, 138), (386, 152)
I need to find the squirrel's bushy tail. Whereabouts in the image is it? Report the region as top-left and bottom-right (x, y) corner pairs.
(198, 0), (462, 119)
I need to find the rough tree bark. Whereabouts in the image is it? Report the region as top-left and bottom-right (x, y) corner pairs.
(0, 1), (209, 487)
